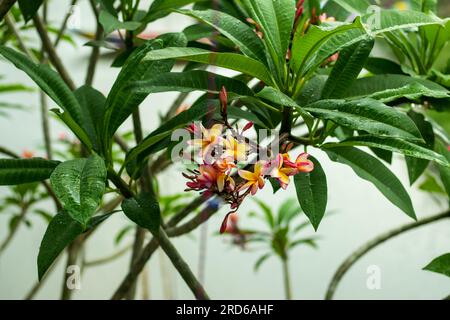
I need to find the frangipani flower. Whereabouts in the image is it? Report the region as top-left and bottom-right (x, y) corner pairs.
(189, 123), (224, 158)
(267, 154), (297, 190)
(238, 161), (266, 195)
(223, 135), (248, 163)
(293, 152), (314, 173)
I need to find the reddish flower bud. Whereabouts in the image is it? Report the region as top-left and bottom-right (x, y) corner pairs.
(219, 86), (228, 111)
(242, 121), (254, 132)
(220, 213), (232, 234)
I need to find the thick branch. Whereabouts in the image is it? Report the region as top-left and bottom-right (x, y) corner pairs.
(325, 210), (450, 300)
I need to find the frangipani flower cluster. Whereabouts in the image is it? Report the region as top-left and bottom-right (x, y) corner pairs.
(182, 99), (314, 232)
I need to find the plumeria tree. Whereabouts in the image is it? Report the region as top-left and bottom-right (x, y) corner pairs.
(0, 0), (449, 299)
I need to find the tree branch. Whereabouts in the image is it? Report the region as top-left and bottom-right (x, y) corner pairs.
(0, 0), (16, 21)
(325, 210), (450, 300)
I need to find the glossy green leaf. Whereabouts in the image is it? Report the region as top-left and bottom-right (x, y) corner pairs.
(37, 211), (83, 280)
(104, 33), (187, 139)
(74, 85), (106, 153)
(324, 146), (416, 219)
(423, 253), (450, 278)
(302, 98), (423, 141)
(37, 211), (113, 280)
(122, 193), (161, 233)
(322, 38), (374, 99)
(131, 70), (254, 96)
(342, 74), (450, 102)
(176, 9), (267, 63)
(294, 156), (327, 230)
(50, 154), (107, 226)
(242, 0), (295, 65)
(144, 0), (205, 23)
(291, 18), (368, 76)
(332, 0), (372, 15)
(323, 135), (450, 167)
(405, 110), (435, 185)
(0, 158), (60, 185)
(364, 57), (404, 75)
(18, 0), (44, 22)
(143, 47), (275, 86)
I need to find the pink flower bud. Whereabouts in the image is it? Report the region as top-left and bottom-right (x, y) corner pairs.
(219, 86), (228, 113)
(242, 121), (254, 132)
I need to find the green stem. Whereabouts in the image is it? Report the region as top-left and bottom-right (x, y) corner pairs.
(282, 258), (292, 300)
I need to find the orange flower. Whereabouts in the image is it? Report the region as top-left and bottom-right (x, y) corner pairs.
(238, 161), (265, 195)
(21, 150), (34, 159)
(267, 154), (297, 190)
(293, 152), (314, 173)
(189, 123), (223, 157)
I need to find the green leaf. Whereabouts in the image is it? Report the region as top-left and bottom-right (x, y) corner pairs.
(176, 9), (267, 63)
(254, 253), (272, 272)
(37, 211), (83, 280)
(18, 0), (44, 22)
(143, 47), (275, 86)
(322, 38), (374, 99)
(361, 8), (444, 35)
(291, 18), (368, 76)
(121, 193), (161, 233)
(423, 253), (450, 278)
(323, 135), (450, 167)
(50, 154), (107, 226)
(242, 0), (295, 66)
(0, 46), (84, 126)
(364, 57), (404, 75)
(324, 146), (416, 219)
(294, 156), (327, 230)
(418, 174), (446, 194)
(104, 33), (187, 139)
(74, 85), (106, 153)
(436, 140), (450, 196)
(37, 211), (112, 280)
(302, 98), (423, 141)
(342, 74), (450, 102)
(0, 158), (60, 185)
(99, 10), (141, 35)
(131, 70), (254, 97)
(252, 197), (275, 228)
(405, 110), (435, 185)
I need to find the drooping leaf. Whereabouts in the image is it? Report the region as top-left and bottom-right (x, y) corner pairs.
(324, 146), (416, 219)
(50, 154), (107, 226)
(121, 193), (161, 233)
(37, 211), (113, 280)
(142, 47), (275, 86)
(405, 110), (435, 185)
(294, 156), (327, 230)
(332, 0), (372, 14)
(423, 253), (450, 278)
(321, 38), (374, 99)
(302, 98), (423, 141)
(18, 0), (44, 22)
(254, 253), (272, 272)
(37, 211), (83, 280)
(0, 158), (60, 185)
(176, 9), (267, 63)
(323, 135), (450, 167)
